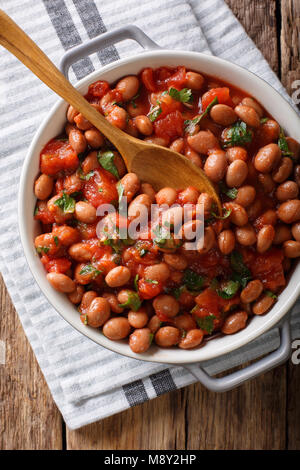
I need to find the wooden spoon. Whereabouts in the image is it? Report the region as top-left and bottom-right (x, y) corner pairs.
(0, 9), (221, 211)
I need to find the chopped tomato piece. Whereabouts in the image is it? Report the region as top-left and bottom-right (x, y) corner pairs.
(190, 249), (230, 280)
(201, 87), (234, 110)
(195, 288), (220, 317)
(40, 139), (79, 176)
(141, 68), (156, 92)
(165, 66), (186, 89)
(43, 257), (71, 273)
(244, 248), (286, 291)
(87, 80), (110, 98)
(76, 222), (98, 240)
(154, 110), (184, 142)
(138, 278), (163, 299)
(34, 200), (55, 225)
(83, 168), (118, 208)
(52, 225), (80, 246)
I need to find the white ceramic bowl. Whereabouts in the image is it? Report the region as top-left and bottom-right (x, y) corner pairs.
(18, 49), (300, 365)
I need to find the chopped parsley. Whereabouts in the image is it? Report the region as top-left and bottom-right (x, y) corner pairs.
(217, 280), (240, 299)
(53, 236), (59, 246)
(196, 315), (216, 334)
(36, 246), (49, 254)
(79, 169), (94, 181)
(97, 150), (119, 179)
(139, 248), (149, 257)
(260, 117), (269, 124)
(145, 279), (158, 285)
(134, 274), (139, 292)
(119, 291), (142, 312)
(211, 207), (232, 220)
(149, 332), (154, 344)
(152, 224), (169, 248)
(219, 182), (238, 200)
(223, 121), (252, 148)
(130, 92), (140, 109)
(278, 128), (293, 157)
(103, 238), (123, 254)
(230, 250), (252, 289)
(148, 105), (162, 122)
(168, 87), (193, 103)
(184, 97), (218, 134)
(182, 269), (204, 292)
(265, 290), (278, 300)
(79, 264), (102, 278)
(54, 192), (75, 214)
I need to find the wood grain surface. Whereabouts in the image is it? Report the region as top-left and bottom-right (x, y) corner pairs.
(0, 0), (299, 450)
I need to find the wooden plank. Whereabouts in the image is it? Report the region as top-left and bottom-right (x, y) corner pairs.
(185, 365), (286, 449)
(67, 389), (186, 450)
(281, 0), (300, 450)
(226, 0), (279, 74)
(0, 274), (63, 449)
(280, 0), (300, 94)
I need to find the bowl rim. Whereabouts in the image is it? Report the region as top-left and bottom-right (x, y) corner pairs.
(18, 49), (300, 365)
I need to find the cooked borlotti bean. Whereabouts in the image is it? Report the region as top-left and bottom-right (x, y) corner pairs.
(221, 311), (248, 334)
(240, 280), (263, 304)
(34, 65), (300, 354)
(129, 328), (152, 353)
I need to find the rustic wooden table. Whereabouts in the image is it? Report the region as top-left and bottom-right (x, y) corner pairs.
(0, 0), (299, 450)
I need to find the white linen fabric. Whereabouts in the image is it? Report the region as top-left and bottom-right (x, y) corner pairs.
(0, 0), (299, 430)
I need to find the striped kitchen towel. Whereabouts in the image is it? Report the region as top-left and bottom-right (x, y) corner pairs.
(0, 0), (299, 430)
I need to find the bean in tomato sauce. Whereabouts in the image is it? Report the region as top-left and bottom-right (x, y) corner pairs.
(34, 65), (300, 354)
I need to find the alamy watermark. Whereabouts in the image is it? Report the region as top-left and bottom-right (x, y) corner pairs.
(95, 199), (205, 251)
(291, 339), (300, 365)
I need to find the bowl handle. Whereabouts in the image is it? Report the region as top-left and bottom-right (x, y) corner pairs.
(59, 25), (161, 78)
(183, 317), (291, 392)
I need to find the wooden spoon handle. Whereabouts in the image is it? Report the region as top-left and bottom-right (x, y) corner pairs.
(0, 9), (125, 149)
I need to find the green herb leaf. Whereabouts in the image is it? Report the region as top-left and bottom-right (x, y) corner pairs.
(260, 117), (269, 124)
(130, 92), (140, 108)
(34, 206), (38, 216)
(149, 332), (154, 344)
(196, 315), (216, 334)
(223, 121), (252, 148)
(217, 280), (240, 299)
(182, 269), (204, 292)
(219, 182), (238, 200)
(79, 263), (102, 278)
(169, 87), (193, 103)
(230, 251), (252, 289)
(103, 238), (123, 254)
(97, 150), (119, 179)
(168, 285), (186, 300)
(134, 274), (139, 292)
(184, 97), (218, 134)
(152, 224), (169, 248)
(148, 105), (162, 122)
(145, 279), (158, 285)
(265, 290), (278, 300)
(36, 246), (49, 254)
(53, 236), (59, 246)
(278, 128), (293, 157)
(54, 192), (76, 214)
(79, 169), (94, 181)
(139, 248), (149, 257)
(211, 207), (232, 220)
(119, 291), (142, 312)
